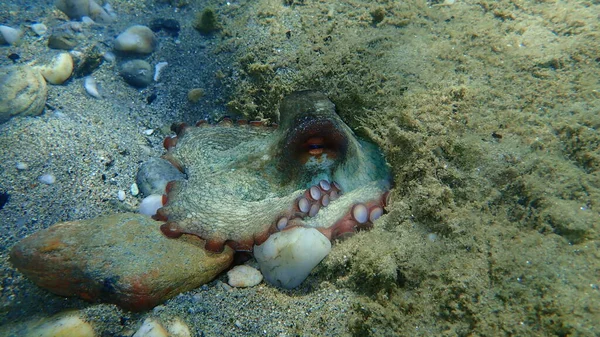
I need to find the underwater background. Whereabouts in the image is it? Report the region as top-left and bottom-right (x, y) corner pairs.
(0, 0), (598, 336)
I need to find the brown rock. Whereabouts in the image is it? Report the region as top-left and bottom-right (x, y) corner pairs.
(10, 213), (233, 311)
(0, 65), (47, 124)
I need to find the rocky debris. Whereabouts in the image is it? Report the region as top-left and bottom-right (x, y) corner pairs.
(0, 65), (47, 124)
(10, 213), (234, 311)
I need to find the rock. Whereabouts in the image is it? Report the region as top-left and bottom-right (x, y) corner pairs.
(0, 65), (47, 124)
(0, 310), (95, 337)
(31, 23), (48, 36)
(254, 227), (331, 289)
(55, 0), (113, 23)
(10, 213), (234, 311)
(35, 52), (74, 85)
(227, 265), (263, 287)
(48, 30), (78, 50)
(133, 318), (168, 337)
(136, 158), (186, 196)
(0, 25), (22, 45)
(120, 60), (153, 88)
(114, 25), (157, 55)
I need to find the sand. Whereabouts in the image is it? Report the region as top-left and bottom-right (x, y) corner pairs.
(0, 0), (598, 336)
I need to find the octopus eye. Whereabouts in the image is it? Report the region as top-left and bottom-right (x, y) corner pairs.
(284, 119), (348, 167)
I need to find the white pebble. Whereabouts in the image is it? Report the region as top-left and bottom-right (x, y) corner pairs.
(133, 318), (168, 337)
(84, 76), (102, 99)
(0, 25), (22, 45)
(227, 265), (263, 287)
(81, 16), (95, 25)
(130, 183), (139, 196)
(117, 190), (126, 201)
(154, 61), (168, 81)
(16, 162), (29, 170)
(30, 23), (47, 36)
(39, 174), (56, 185)
(103, 51), (116, 62)
(143, 129), (154, 136)
(139, 194), (164, 216)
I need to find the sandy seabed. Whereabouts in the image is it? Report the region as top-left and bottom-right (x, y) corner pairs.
(0, 0), (598, 336)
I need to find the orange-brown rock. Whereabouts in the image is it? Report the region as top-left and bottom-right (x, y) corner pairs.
(9, 213), (233, 311)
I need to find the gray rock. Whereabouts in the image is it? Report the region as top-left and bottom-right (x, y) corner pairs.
(0, 65), (47, 124)
(55, 0), (113, 23)
(136, 158), (186, 196)
(120, 60), (153, 88)
(48, 30), (78, 50)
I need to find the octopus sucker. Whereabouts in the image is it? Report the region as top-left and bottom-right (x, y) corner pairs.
(154, 90), (392, 287)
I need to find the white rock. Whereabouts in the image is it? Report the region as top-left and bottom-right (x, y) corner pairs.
(39, 174), (56, 185)
(117, 190), (126, 201)
(254, 227), (331, 289)
(114, 25), (157, 54)
(0, 25), (22, 45)
(153, 61), (168, 81)
(132, 318), (168, 337)
(30, 23), (48, 36)
(25, 313), (94, 337)
(227, 265), (263, 287)
(130, 183), (140, 196)
(139, 194), (164, 216)
(167, 318), (192, 337)
(16, 162), (29, 170)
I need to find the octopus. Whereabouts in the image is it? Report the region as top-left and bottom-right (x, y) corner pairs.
(154, 90), (392, 286)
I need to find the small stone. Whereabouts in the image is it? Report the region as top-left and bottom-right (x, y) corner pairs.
(16, 162), (29, 170)
(132, 318), (168, 337)
(10, 213), (234, 311)
(120, 60), (153, 88)
(114, 25), (157, 55)
(48, 30), (78, 50)
(117, 190), (126, 201)
(24, 312), (95, 337)
(153, 62), (168, 82)
(30, 23), (48, 36)
(0, 25), (22, 45)
(35, 52), (74, 85)
(84, 76), (101, 99)
(130, 183), (140, 196)
(227, 265), (263, 287)
(55, 0), (112, 23)
(187, 88), (204, 103)
(143, 129), (154, 136)
(149, 18), (181, 37)
(0, 65), (48, 124)
(167, 318), (192, 337)
(39, 174), (56, 185)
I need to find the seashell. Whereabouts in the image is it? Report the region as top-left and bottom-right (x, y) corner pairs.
(30, 23), (47, 36)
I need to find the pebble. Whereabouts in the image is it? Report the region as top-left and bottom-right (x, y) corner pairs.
(154, 61), (168, 82)
(120, 60), (153, 88)
(0, 25), (22, 45)
(117, 190), (126, 201)
(35, 52), (74, 85)
(114, 25), (157, 54)
(48, 30), (78, 50)
(132, 318), (168, 337)
(143, 129), (154, 136)
(0, 65), (48, 124)
(131, 183), (140, 196)
(84, 76), (101, 99)
(39, 174), (56, 185)
(227, 265), (263, 287)
(30, 23), (48, 36)
(16, 162), (29, 170)
(24, 312), (95, 337)
(55, 0), (112, 23)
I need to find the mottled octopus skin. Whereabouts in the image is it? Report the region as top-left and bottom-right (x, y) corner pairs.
(158, 91), (391, 252)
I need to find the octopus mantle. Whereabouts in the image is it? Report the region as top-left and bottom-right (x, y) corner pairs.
(156, 91), (392, 253)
